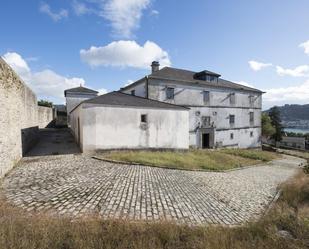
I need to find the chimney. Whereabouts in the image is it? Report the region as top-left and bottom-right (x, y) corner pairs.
(151, 61), (160, 73)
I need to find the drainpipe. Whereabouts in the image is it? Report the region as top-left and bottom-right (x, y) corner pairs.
(146, 76), (149, 99)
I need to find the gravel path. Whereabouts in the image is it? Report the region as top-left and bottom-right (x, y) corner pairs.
(2, 154), (305, 225)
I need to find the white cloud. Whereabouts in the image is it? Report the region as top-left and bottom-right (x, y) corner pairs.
(124, 79), (134, 86)
(72, 0), (93, 16)
(248, 60), (272, 71)
(264, 80), (309, 104)
(97, 88), (108, 95)
(276, 65), (309, 77)
(150, 9), (159, 16)
(80, 40), (171, 69)
(101, 0), (151, 38)
(39, 2), (68, 22)
(234, 80), (255, 88)
(299, 40), (309, 55)
(2, 52), (86, 103)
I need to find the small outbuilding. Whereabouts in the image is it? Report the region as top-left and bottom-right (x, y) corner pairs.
(69, 91), (189, 152)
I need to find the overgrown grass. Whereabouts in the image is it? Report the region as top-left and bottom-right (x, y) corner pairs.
(101, 149), (279, 171)
(278, 148), (309, 160)
(0, 172), (308, 249)
(222, 148), (278, 162)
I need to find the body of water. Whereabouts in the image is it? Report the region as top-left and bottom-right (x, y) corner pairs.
(284, 128), (309, 134)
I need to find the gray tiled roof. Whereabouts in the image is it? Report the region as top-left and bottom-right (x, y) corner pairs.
(71, 91), (189, 113)
(64, 86), (98, 96)
(149, 67), (262, 93)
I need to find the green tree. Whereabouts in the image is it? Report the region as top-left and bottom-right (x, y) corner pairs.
(268, 106), (283, 142)
(261, 113), (275, 138)
(38, 99), (53, 108)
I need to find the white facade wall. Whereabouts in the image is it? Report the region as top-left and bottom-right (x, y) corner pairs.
(122, 78), (262, 148)
(70, 104), (189, 152)
(122, 80), (146, 97)
(66, 96), (93, 114)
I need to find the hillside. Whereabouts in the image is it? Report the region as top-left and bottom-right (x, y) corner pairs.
(264, 104), (309, 121)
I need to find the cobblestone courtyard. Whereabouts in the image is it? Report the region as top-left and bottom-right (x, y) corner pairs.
(2, 154), (305, 225)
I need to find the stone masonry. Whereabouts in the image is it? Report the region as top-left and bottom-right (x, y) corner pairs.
(2, 154), (304, 225)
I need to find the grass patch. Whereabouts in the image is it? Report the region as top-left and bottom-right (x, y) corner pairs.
(0, 172), (308, 249)
(101, 149), (279, 171)
(278, 148), (309, 160)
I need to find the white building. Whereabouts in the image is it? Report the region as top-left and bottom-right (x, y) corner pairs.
(69, 91), (189, 152)
(64, 86), (98, 123)
(120, 62), (263, 149)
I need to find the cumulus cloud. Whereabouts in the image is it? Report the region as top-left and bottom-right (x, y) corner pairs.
(2, 52), (86, 103)
(39, 2), (68, 22)
(101, 0), (151, 38)
(248, 60), (272, 71)
(276, 65), (309, 77)
(72, 0), (151, 38)
(80, 40), (171, 69)
(264, 80), (309, 104)
(299, 40), (309, 55)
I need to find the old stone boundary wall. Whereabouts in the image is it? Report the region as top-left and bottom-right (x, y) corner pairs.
(0, 58), (53, 178)
(38, 106), (54, 128)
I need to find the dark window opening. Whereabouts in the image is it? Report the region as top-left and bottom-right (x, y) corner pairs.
(141, 114), (148, 123)
(249, 112), (254, 125)
(131, 90), (135, 96)
(230, 133), (234, 139)
(250, 131), (254, 137)
(166, 87), (174, 99)
(230, 93), (236, 105)
(229, 115), (235, 125)
(203, 91), (210, 104)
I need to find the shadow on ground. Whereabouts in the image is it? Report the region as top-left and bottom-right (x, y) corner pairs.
(25, 128), (80, 157)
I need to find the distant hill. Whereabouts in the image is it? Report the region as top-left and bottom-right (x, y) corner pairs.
(264, 104), (309, 121)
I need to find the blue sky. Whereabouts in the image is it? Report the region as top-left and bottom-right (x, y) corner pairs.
(1, 0), (309, 109)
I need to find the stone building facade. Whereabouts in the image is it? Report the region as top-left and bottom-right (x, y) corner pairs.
(69, 91), (189, 152)
(121, 62), (263, 149)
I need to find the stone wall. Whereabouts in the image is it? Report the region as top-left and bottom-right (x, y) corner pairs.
(38, 105), (54, 128)
(0, 58), (39, 178)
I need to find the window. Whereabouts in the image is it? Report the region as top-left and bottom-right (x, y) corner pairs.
(166, 87), (174, 99)
(249, 95), (255, 105)
(249, 112), (254, 125)
(230, 93), (236, 105)
(250, 131), (254, 137)
(201, 116), (211, 127)
(203, 91), (210, 104)
(131, 90), (135, 96)
(206, 75), (218, 82)
(230, 133), (234, 139)
(141, 114), (148, 123)
(229, 115), (235, 126)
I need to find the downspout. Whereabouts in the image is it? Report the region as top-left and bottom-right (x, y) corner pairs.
(146, 76), (149, 99)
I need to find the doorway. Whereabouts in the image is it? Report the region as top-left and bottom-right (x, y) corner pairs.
(202, 133), (210, 148)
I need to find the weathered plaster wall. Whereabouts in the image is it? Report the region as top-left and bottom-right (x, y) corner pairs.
(147, 79), (262, 148)
(38, 106), (54, 128)
(70, 104), (189, 152)
(0, 58), (38, 178)
(122, 80), (146, 97)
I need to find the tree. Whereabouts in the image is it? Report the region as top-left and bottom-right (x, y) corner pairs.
(268, 106), (283, 142)
(38, 99), (53, 108)
(261, 113), (275, 138)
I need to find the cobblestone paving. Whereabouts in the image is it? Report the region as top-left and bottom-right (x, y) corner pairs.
(2, 155), (305, 225)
